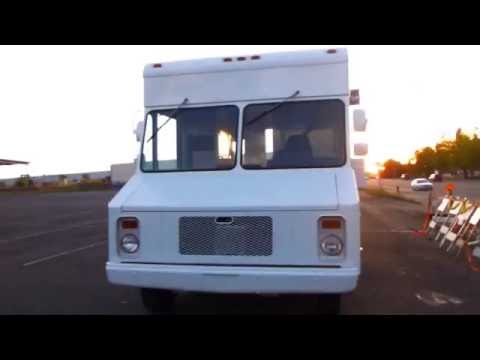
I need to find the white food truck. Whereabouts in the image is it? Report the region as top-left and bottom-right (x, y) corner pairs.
(106, 48), (368, 313)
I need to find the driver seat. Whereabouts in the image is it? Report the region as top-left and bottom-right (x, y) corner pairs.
(269, 134), (313, 167)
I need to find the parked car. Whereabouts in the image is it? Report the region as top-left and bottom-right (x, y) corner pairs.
(411, 178), (433, 191)
(428, 173), (443, 182)
(400, 173), (410, 180)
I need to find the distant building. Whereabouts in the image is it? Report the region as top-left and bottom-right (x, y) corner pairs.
(111, 163), (136, 186)
(0, 170), (110, 188)
(1, 159), (368, 189)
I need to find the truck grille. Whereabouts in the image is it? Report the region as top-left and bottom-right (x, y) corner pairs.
(179, 216), (272, 256)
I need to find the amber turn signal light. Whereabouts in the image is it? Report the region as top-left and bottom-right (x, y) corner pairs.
(120, 218), (138, 229)
(321, 219), (342, 229)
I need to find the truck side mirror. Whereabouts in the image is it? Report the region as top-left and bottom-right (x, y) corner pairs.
(354, 143), (368, 156)
(134, 121), (145, 142)
(353, 109), (367, 132)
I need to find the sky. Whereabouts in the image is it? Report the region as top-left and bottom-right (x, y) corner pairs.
(1, 45), (480, 179)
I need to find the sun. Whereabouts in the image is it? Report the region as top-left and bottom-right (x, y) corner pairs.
(365, 161), (381, 175)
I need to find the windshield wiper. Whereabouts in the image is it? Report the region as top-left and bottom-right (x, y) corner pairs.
(147, 97), (189, 142)
(245, 90), (300, 127)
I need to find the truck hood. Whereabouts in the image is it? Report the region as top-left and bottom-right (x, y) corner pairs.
(120, 170), (339, 212)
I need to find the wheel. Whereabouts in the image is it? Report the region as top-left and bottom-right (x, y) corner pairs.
(315, 294), (341, 315)
(140, 288), (176, 314)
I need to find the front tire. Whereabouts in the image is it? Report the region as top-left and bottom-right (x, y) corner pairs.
(140, 288), (176, 314)
(315, 294), (341, 315)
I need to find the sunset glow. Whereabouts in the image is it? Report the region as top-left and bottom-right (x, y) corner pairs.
(2, 45), (480, 179)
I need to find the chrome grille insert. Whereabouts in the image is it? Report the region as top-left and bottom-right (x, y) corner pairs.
(179, 216), (272, 256)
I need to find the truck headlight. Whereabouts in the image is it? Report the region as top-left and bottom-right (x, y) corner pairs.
(318, 216), (345, 257)
(320, 235), (344, 256)
(120, 234), (140, 253)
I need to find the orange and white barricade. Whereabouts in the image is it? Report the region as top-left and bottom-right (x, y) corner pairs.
(439, 200), (476, 252)
(433, 198), (464, 243)
(426, 195), (452, 240)
(461, 207), (480, 270)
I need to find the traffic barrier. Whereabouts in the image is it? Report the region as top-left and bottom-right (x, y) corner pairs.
(411, 183), (480, 271)
(426, 195), (452, 240)
(447, 206), (480, 258)
(412, 190), (435, 238)
(433, 199), (463, 243)
(439, 201), (475, 251)
(463, 207), (480, 271)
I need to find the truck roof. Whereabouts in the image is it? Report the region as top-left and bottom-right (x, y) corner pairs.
(144, 48), (347, 78)
(143, 48), (349, 107)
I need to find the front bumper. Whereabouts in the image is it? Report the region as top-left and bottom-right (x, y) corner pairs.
(106, 262), (359, 294)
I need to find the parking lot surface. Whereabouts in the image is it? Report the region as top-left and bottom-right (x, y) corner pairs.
(1, 189), (480, 314)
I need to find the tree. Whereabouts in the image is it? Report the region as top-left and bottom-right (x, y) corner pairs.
(404, 159), (417, 177)
(380, 159), (404, 178)
(470, 134), (480, 174)
(15, 175), (33, 188)
(435, 140), (455, 175)
(454, 128), (476, 178)
(378, 128), (480, 180)
(414, 146), (436, 177)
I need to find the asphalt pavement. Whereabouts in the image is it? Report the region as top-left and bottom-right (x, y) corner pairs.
(1, 189), (479, 314)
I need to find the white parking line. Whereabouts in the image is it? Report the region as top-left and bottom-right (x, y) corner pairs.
(0, 220), (107, 244)
(23, 240), (107, 267)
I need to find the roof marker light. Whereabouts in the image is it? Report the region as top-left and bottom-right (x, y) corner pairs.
(326, 49), (337, 54)
(153, 63), (162, 68)
(251, 55), (261, 60)
(237, 56), (246, 61)
(223, 57), (233, 62)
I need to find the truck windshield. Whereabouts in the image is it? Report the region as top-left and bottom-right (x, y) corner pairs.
(141, 105), (238, 172)
(241, 99), (346, 169)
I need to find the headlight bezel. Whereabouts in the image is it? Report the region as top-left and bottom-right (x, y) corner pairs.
(320, 234), (344, 256)
(120, 233), (140, 254)
(318, 216), (346, 258)
(117, 217), (140, 255)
